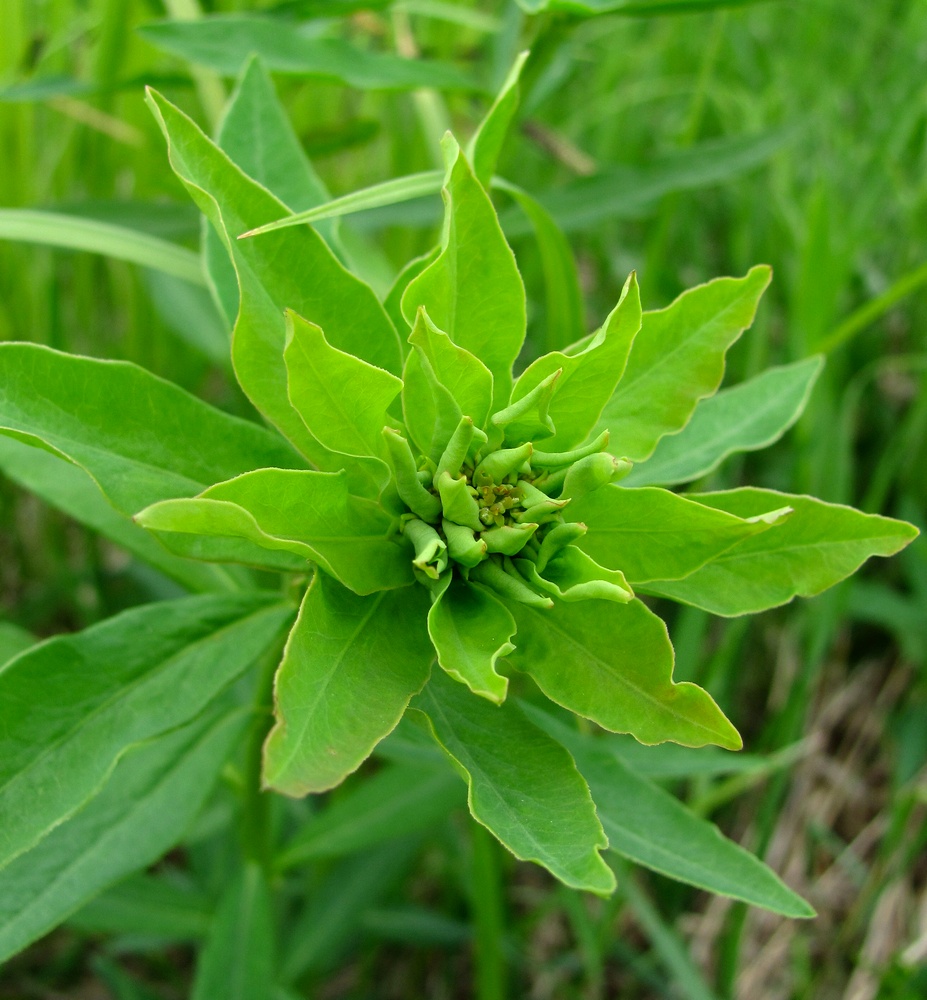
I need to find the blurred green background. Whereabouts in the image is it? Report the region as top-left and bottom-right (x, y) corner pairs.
(1, 1), (925, 997)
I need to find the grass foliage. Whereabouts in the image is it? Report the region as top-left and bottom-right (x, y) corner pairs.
(1, 1), (926, 997)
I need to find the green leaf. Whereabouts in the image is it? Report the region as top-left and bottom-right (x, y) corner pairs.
(525, 705), (815, 918)
(0, 343), (300, 516)
(284, 311), (400, 491)
(241, 170), (443, 240)
(136, 469), (413, 595)
(414, 671), (615, 893)
(494, 179), (586, 354)
(427, 578), (515, 703)
(567, 485), (789, 584)
(384, 247), (441, 336)
(280, 840), (421, 981)
(0, 209), (204, 284)
(69, 874), (210, 941)
(0, 594), (291, 871)
(408, 308), (494, 430)
(205, 57), (344, 325)
(276, 762), (464, 869)
(506, 598), (741, 749)
(0, 705), (249, 963)
(220, 57), (339, 242)
(626, 357), (824, 487)
(0, 621), (34, 665)
(0, 436), (247, 594)
(139, 16), (479, 91)
(518, 0), (771, 13)
(146, 89), (402, 471)
(467, 51), (529, 188)
(263, 575), (434, 795)
(192, 863), (275, 1000)
(402, 137), (526, 408)
(513, 272), (641, 451)
(597, 266), (771, 461)
(144, 271), (231, 367)
(644, 489), (920, 616)
(502, 131), (793, 236)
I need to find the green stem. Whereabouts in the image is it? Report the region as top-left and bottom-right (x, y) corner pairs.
(240, 644), (283, 872)
(469, 822), (506, 1000)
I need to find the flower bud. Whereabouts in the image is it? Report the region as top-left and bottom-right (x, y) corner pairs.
(382, 428), (442, 523)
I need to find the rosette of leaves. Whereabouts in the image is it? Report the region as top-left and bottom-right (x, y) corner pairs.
(0, 58), (918, 967)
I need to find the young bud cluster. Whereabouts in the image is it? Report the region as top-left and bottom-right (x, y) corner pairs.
(388, 417), (631, 607)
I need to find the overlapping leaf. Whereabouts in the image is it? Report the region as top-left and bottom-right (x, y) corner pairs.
(567, 485), (790, 584)
(427, 578), (515, 703)
(146, 90), (402, 474)
(263, 575), (434, 796)
(525, 705), (815, 918)
(597, 266), (771, 460)
(507, 598), (741, 749)
(0, 343), (300, 516)
(414, 671), (615, 894)
(0, 436), (244, 594)
(402, 137), (526, 408)
(0, 707), (247, 964)
(512, 272), (641, 450)
(626, 356), (824, 487)
(0, 594), (291, 871)
(136, 469), (412, 594)
(644, 489), (919, 615)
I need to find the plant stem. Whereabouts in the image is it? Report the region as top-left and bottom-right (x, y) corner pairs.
(469, 821), (506, 1000)
(240, 645), (283, 873)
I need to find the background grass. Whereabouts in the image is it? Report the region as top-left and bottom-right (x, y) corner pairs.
(1, 1), (925, 997)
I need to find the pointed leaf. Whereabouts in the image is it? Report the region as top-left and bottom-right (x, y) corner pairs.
(263, 575), (434, 796)
(146, 90), (402, 472)
(0, 208), (203, 283)
(414, 670), (614, 894)
(192, 863), (275, 1000)
(0, 706), (249, 964)
(384, 247), (440, 336)
(205, 57), (344, 322)
(139, 16), (478, 91)
(428, 578), (515, 703)
(0, 437), (243, 594)
(136, 469), (413, 595)
(220, 57), (339, 240)
(597, 266), (771, 461)
(513, 273), (641, 451)
(507, 598), (741, 749)
(525, 705), (815, 918)
(567, 485), (789, 584)
(402, 137), (526, 407)
(494, 178), (586, 352)
(0, 343), (301, 515)
(401, 330), (466, 463)
(241, 170), (443, 240)
(0, 594), (291, 871)
(284, 310), (400, 477)
(645, 489), (919, 615)
(467, 51), (529, 187)
(627, 356), (824, 487)
(408, 308), (494, 430)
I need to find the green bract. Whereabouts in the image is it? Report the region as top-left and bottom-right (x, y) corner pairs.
(0, 56), (917, 924)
